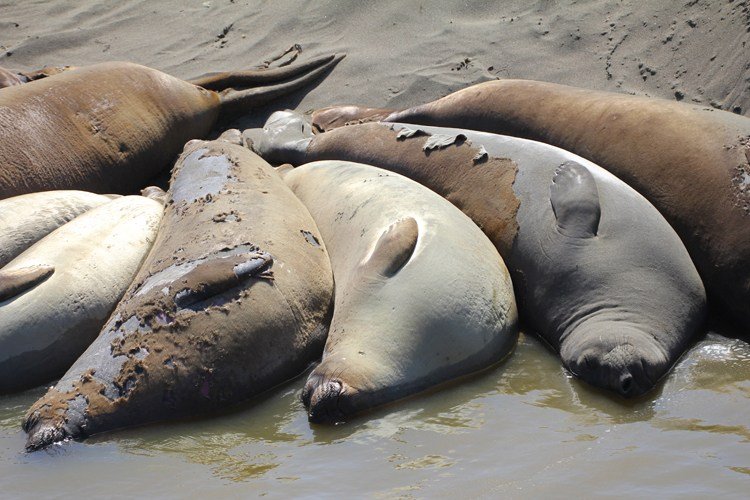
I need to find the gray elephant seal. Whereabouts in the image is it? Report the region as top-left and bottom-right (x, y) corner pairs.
(23, 140), (333, 451)
(249, 111), (706, 398)
(0, 53), (343, 200)
(313, 80), (750, 330)
(0, 190), (114, 268)
(0, 195), (163, 393)
(283, 160), (518, 423)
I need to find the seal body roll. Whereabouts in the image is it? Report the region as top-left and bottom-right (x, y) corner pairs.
(0, 195), (163, 393)
(250, 112), (706, 398)
(284, 161), (518, 423)
(0, 190), (114, 267)
(23, 141), (333, 450)
(322, 80), (750, 329)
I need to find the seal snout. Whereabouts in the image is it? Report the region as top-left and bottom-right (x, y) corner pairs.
(23, 394), (87, 452)
(562, 326), (669, 398)
(301, 373), (354, 424)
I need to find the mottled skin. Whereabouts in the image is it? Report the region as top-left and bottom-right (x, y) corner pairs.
(312, 80), (750, 329)
(284, 161), (518, 423)
(250, 112), (706, 397)
(0, 195), (163, 393)
(0, 54), (343, 199)
(23, 141), (333, 450)
(0, 190), (113, 267)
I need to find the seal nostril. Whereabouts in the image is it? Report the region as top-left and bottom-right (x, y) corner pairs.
(620, 373), (633, 395)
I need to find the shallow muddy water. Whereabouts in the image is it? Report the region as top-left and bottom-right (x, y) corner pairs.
(1, 327), (748, 498)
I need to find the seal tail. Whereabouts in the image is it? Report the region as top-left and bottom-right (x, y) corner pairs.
(215, 53), (345, 120)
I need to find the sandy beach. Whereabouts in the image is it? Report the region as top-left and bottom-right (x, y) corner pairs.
(1, 0), (749, 496)
(2, 0), (748, 122)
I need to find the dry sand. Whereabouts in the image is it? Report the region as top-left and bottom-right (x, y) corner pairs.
(1, 0), (748, 131)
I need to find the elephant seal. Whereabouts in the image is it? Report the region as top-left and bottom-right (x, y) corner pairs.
(0, 195), (163, 393)
(249, 111), (706, 398)
(0, 65), (71, 88)
(0, 67), (25, 88)
(23, 140), (333, 451)
(0, 52), (343, 200)
(312, 80), (750, 330)
(283, 160), (518, 423)
(0, 190), (114, 267)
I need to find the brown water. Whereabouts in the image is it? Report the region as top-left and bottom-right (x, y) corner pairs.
(1, 327), (748, 498)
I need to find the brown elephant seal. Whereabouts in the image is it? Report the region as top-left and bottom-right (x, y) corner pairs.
(312, 80), (750, 330)
(23, 140), (333, 451)
(0, 195), (163, 393)
(0, 67), (25, 88)
(0, 52), (343, 200)
(249, 111), (706, 398)
(283, 160), (518, 423)
(0, 190), (114, 267)
(0, 65), (71, 88)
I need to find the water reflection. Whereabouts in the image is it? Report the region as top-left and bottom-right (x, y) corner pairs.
(0, 326), (747, 494)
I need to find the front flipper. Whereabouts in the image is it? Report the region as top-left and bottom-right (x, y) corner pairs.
(0, 265), (55, 302)
(173, 252), (273, 309)
(245, 110), (315, 165)
(550, 162), (601, 238)
(360, 218), (419, 278)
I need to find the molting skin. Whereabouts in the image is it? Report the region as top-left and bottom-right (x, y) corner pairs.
(312, 80), (750, 329)
(23, 141), (333, 450)
(249, 111), (706, 398)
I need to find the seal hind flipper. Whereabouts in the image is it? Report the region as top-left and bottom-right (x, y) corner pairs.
(550, 162), (601, 238)
(0, 265), (54, 302)
(360, 218), (419, 277)
(218, 54), (345, 120)
(189, 50), (329, 90)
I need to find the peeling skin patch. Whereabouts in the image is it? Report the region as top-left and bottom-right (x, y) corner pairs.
(170, 148), (237, 204)
(473, 145), (489, 163)
(423, 133), (467, 151)
(135, 243), (261, 297)
(394, 126), (425, 139)
(301, 230), (321, 247)
(731, 138), (750, 215)
(173, 251), (273, 309)
(212, 210), (241, 222)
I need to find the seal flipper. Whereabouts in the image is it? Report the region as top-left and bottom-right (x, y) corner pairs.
(173, 252), (273, 309)
(0, 265), (54, 302)
(550, 162), (601, 238)
(218, 54), (345, 120)
(361, 218), (419, 278)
